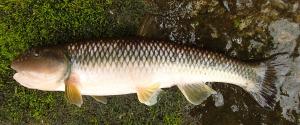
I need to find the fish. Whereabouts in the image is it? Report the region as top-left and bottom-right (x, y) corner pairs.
(11, 39), (277, 108)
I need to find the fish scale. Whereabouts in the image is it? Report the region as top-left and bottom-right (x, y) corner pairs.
(65, 39), (256, 88)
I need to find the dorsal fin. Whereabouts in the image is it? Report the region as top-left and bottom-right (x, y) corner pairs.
(177, 83), (216, 105)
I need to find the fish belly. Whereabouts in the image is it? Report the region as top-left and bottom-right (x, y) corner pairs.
(73, 64), (250, 96)
(73, 66), (177, 96)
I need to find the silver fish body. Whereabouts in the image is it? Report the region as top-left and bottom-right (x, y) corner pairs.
(65, 40), (256, 94)
(11, 39), (277, 108)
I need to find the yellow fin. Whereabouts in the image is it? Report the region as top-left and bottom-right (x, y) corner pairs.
(137, 83), (161, 106)
(65, 73), (83, 107)
(177, 83), (216, 105)
(91, 96), (107, 104)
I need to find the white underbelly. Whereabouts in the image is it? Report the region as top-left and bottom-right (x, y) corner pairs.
(54, 65), (250, 96)
(75, 70), (177, 96)
(72, 66), (215, 96)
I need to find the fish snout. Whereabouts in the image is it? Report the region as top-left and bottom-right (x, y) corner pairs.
(11, 58), (20, 71)
(11, 55), (25, 72)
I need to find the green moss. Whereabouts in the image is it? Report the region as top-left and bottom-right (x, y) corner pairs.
(163, 113), (182, 125)
(0, 0), (163, 124)
(233, 19), (241, 29)
(0, 0), (146, 73)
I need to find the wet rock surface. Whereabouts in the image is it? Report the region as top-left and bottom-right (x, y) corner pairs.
(141, 0), (300, 124)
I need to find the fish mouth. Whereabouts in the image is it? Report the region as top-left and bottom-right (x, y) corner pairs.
(11, 61), (17, 71)
(11, 53), (26, 72)
(11, 59), (21, 72)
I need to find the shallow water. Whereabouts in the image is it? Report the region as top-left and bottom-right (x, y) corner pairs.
(140, 0), (300, 124)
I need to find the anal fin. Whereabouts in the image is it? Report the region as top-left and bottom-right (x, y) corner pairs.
(177, 83), (216, 105)
(91, 96), (107, 104)
(137, 83), (162, 106)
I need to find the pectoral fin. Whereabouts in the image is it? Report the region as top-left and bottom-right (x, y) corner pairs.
(65, 73), (83, 107)
(91, 96), (107, 104)
(177, 83), (216, 105)
(137, 83), (161, 106)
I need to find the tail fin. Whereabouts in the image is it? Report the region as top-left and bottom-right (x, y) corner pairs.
(246, 62), (278, 109)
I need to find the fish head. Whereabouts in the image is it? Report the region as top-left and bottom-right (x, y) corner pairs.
(11, 46), (69, 91)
